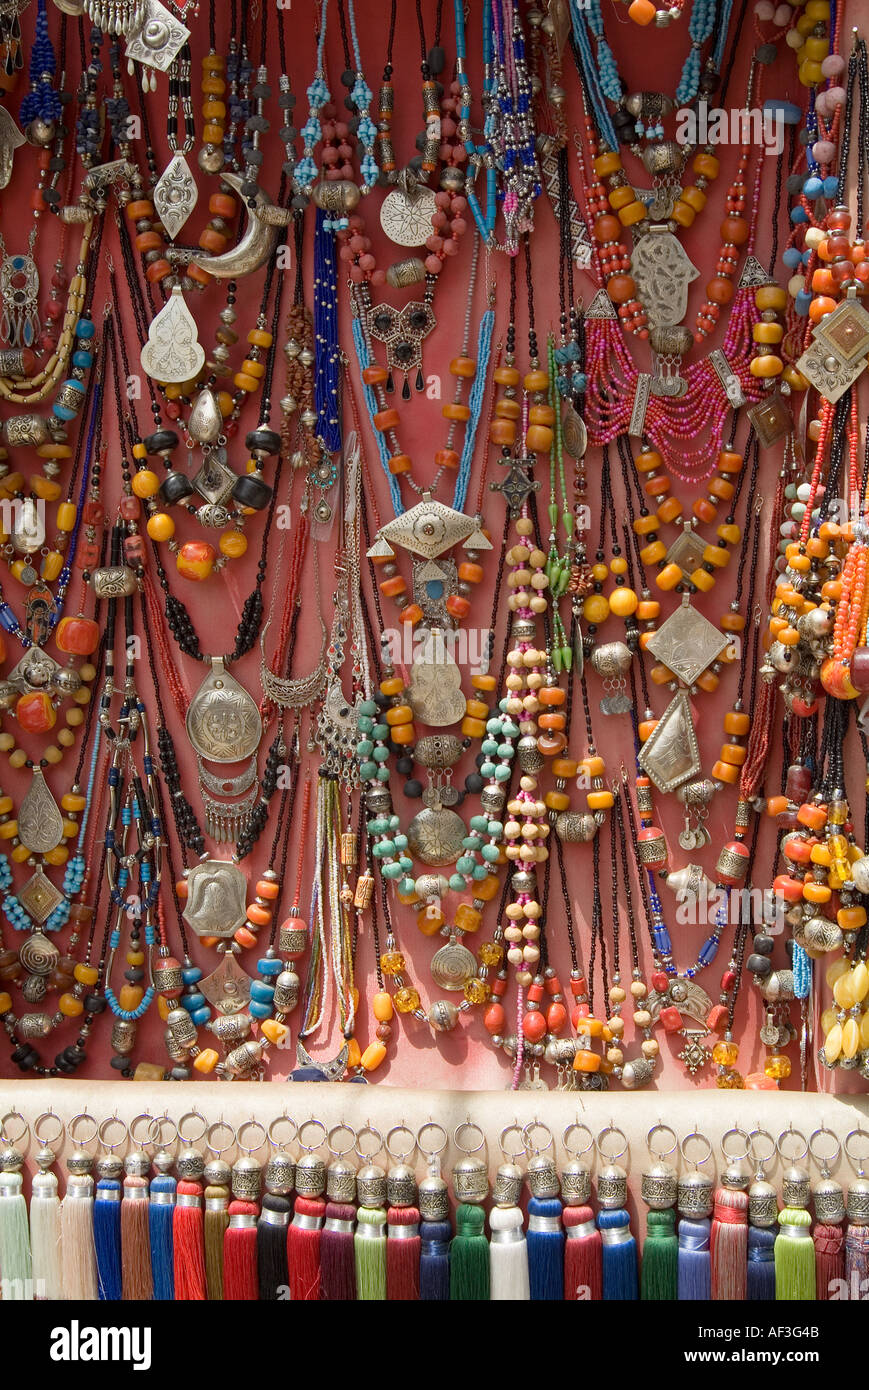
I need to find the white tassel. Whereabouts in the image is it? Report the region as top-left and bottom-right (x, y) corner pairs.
(61, 1174), (98, 1300)
(0, 1170), (33, 1300)
(489, 1205), (530, 1300)
(30, 1170), (63, 1300)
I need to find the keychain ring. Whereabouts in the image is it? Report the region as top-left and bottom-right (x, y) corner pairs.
(97, 1115), (128, 1152)
(844, 1128), (869, 1174)
(128, 1113), (155, 1151)
(327, 1122), (356, 1159)
(499, 1123), (526, 1163)
(749, 1127), (776, 1170)
(680, 1129), (713, 1168)
(355, 1123), (384, 1162)
(721, 1125), (751, 1162)
(809, 1126), (841, 1174)
(148, 1113), (178, 1150)
(777, 1125), (808, 1165)
(562, 1121), (594, 1159)
(206, 1120), (236, 1157)
(236, 1119), (266, 1156)
(647, 1122), (678, 1159)
(385, 1123), (416, 1163)
(417, 1120), (448, 1160)
(523, 1119), (554, 1156)
(33, 1109), (64, 1150)
(177, 1109), (208, 1147)
(268, 1115), (298, 1151)
(0, 1111), (28, 1148)
(453, 1119), (485, 1156)
(596, 1124), (628, 1162)
(298, 1117), (327, 1153)
(69, 1112), (99, 1148)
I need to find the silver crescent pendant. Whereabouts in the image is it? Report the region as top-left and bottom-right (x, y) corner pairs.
(191, 172), (285, 280)
(186, 657), (263, 764)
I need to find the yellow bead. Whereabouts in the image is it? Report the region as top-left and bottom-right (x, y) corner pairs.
(41, 551), (64, 582)
(132, 469), (161, 498)
(852, 961), (869, 1002)
(260, 1018), (289, 1046)
(56, 502), (77, 532)
(842, 1017), (860, 1059)
(44, 847), (68, 866)
(764, 1053), (791, 1080)
(587, 790), (614, 810)
(0, 819), (17, 838)
(74, 963), (99, 986)
(59, 992), (83, 1017)
(125, 951), (145, 966)
(147, 512), (175, 542)
(608, 586), (638, 617)
(0, 992), (11, 1015)
(394, 986), (421, 1013)
(119, 984), (144, 1011)
(10, 844), (29, 862)
(478, 941), (503, 967)
(455, 904), (482, 934)
(193, 1049), (219, 1073)
(712, 1040), (739, 1066)
(219, 530), (248, 558)
(44, 747), (62, 766)
(582, 593), (610, 624)
(61, 819), (78, 838)
(133, 1062), (166, 1082)
(372, 990), (394, 1022)
(833, 973), (857, 1009)
(346, 1037), (362, 1068)
(380, 950), (405, 976)
(823, 1023), (843, 1064)
(360, 1041), (387, 1072)
(463, 977), (489, 1005)
(8, 750), (26, 769)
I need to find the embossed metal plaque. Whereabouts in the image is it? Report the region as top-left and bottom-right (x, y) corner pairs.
(372, 493), (476, 561)
(182, 859), (249, 939)
(645, 598), (728, 686)
(18, 770), (63, 855)
(637, 691), (701, 792)
(186, 657), (262, 764)
(408, 630), (466, 726)
(153, 152), (198, 241)
(406, 807), (466, 866)
(380, 185), (438, 248)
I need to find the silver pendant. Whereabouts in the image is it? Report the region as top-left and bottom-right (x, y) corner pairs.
(368, 299), (436, 379)
(186, 657), (262, 764)
(637, 691), (701, 793)
(153, 152), (198, 241)
(645, 597), (728, 686)
(181, 859), (249, 939)
(199, 951), (253, 1016)
(561, 405), (587, 459)
(124, 0), (188, 65)
(11, 496), (45, 553)
(677, 1029), (712, 1075)
(191, 172), (288, 281)
(16, 867), (64, 925)
(0, 252), (39, 350)
(408, 629), (466, 726)
(371, 492), (482, 562)
(18, 932), (59, 977)
(187, 390), (223, 447)
(796, 296), (869, 404)
(406, 806), (466, 866)
(18, 769), (63, 855)
(430, 938), (476, 991)
(380, 183), (438, 248)
(0, 107), (25, 191)
(631, 227), (698, 329)
(296, 1038), (349, 1080)
(141, 285), (205, 383)
(646, 976), (713, 1027)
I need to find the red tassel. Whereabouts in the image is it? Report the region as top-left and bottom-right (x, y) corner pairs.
(814, 1222), (845, 1300)
(288, 1196), (325, 1300)
(121, 1175), (152, 1301)
(173, 1180), (207, 1300)
(223, 1200), (259, 1300)
(387, 1206), (421, 1301)
(321, 1202), (357, 1301)
(563, 1206), (602, 1300)
(710, 1189), (748, 1300)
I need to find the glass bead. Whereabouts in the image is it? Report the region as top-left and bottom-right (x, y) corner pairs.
(463, 978), (489, 1005)
(380, 951), (406, 976)
(394, 986), (421, 1013)
(712, 1040), (739, 1066)
(764, 1052), (792, 1080)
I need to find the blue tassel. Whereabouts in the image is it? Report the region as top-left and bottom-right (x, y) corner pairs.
(148, 1175), (176, 1300)
(678, 1218), (712, 1300)
(419, 1220), (451, 1300)
(94, 1180), (122, 1300)
(598, 1209), (638, 1300)
(527, 1197), (564, 1300)
(747, 1226), (777, 1300)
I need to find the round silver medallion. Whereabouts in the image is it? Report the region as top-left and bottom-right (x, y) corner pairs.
(380, 186), (438, 247)
(406, 807), (466, 866)
(430, 940), (476, 991)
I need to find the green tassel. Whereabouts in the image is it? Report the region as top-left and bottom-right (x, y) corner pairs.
(355, 1206), (387, 1300)
(450, 1204), (489, 1300)
(774, 1208), (815, 1300)
(641, 1209), (678, 1300)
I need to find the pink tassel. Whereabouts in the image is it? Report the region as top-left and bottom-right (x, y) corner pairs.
(288, 1196), (325, 1300)
(386, 1206), (421, 1301)
(564, 1206), (602, 1301)
(710, 1189), (748, 1301)
(814, 1223), (844, 1300)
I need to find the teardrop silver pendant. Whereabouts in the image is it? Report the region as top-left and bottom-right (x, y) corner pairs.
(186, 657), (262, 764)
(18, 769), (64, 854)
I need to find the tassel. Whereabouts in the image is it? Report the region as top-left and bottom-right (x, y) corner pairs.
(564, 1205), (602, 1301)
(597, 1209), (638, 1300)
(450, 1204), (490, 1300)
(30, 1170), (63, 1300)
(355, 1205), (388, 1299)
(678, 1218), (711, 1300)
(419, 1219), (451, 1300)
(173, 1179), (207, 1300)
(93, 1177), (122, 1301)
(288, 1195), (325, 1300)
(148, 1173), (175, 1300)
(775, 1208), (816, 1299)
(746, 1226), (777, 1300)
(0, 1168), (32, 1300)
(641, 1209), (678, 1300)
(321, 1202), (357, 1300)
(257, 1194), (291, 1299)
(527, 1196), (564, 1300)
(61, 1174), (98, 1300)
(489, 1205), (529, 1301)
(223, 1200), (259, 1300)
(120, 1168), (152, 1301)
(845, 1222), (869, 1299)
(710, 1189), (748, 1300)
(814, 1223), (844, 1301)
(204, 1183), (230, 1300)
(386, 1205), (421, 1300)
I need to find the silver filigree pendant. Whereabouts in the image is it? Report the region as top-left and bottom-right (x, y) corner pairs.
(153, 152), (197, 240)
(186, 657), (263, 764)
(18, 769), (63, 855)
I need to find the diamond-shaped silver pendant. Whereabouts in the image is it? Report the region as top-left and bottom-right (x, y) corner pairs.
(154, 153), (198, 241)
(645, 597), (728, 686)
